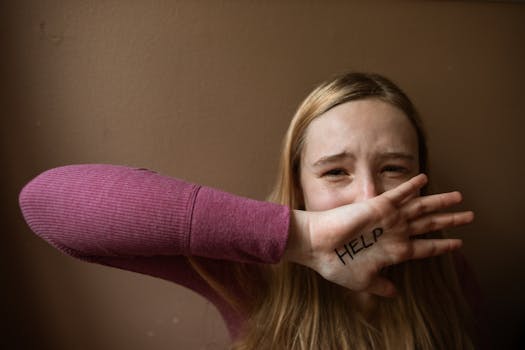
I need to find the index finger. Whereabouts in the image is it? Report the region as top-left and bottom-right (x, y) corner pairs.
(382, 174), (427, 204)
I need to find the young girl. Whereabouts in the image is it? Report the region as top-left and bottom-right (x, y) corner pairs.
(19, 72), (479, 349)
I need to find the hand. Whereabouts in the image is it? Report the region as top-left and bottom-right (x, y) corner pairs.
(285, 174), (474, 297)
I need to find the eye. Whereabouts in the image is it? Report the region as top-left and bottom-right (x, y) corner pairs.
(322, 168), (348, 177)
(381, 165), (408, 174)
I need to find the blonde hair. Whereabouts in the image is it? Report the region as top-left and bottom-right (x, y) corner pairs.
(201, 72), (475, 349)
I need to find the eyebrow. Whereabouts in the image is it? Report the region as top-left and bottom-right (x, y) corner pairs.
(312, 151), (415, 167)
(312, 151), (354, 167)
(378, 152), (416, 162)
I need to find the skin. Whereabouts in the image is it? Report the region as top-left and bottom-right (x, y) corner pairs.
(300, 99), (420, 210)
(300, 99), (420, 307)
(285, 99), (474, 297)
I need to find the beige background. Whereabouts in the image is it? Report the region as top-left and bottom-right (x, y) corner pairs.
(2, 1), (524, 349)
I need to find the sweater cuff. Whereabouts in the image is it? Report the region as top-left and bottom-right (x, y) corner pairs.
(190, 187), (290, 264)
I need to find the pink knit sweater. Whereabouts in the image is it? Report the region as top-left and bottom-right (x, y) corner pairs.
(18, 164), (291, 339)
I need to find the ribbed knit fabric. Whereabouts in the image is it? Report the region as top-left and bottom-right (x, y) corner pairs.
(18, 164), (291, 339)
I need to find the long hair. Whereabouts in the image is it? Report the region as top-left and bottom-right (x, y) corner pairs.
(229, 72), (476, 349)
(229, 73), (473, 350)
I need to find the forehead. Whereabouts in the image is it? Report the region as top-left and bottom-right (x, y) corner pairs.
(302, 99), (419, 163)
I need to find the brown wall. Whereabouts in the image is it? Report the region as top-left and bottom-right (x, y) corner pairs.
(2, 1), (524, 349)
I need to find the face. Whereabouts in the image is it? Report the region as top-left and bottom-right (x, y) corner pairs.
(299, 98), (420, 211)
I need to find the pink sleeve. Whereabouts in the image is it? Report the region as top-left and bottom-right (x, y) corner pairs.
(18, 164), (291, 337)
(18, 164), (290, 264)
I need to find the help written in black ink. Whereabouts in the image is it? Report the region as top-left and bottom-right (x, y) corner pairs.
(334, 228), (383, 265)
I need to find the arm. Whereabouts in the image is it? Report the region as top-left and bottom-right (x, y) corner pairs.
(19, 164), (292, 339)
(19, 164), (290, 264)
(20, 166), (473, 300)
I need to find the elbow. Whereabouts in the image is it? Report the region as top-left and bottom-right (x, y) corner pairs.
(18, 166), (88, 259)
(19, 167), (62, 228)
(19, 168), (52, 234)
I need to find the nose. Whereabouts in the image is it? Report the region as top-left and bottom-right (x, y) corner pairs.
(354, 174), (379, 202)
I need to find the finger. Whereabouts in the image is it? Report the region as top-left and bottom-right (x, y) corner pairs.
(382, 174), (427, 205)
(406, 238), (463, 261)
(404, 191), (463, 220)
(364, 276), (397, 298)
(408, 211), (474, 236)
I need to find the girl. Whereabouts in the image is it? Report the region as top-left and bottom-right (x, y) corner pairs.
(19, 72), (479, 349)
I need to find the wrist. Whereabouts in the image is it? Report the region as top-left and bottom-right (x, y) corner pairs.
(283, 209), (310, 265)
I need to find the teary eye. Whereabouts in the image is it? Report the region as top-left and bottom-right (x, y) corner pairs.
(382, 165), (408, 173)
(323, 168), (348, 177)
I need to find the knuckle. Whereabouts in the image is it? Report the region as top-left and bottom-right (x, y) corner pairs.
(451, 214), (459, 226)
(428, 217), (439, 231)
(439, 194), (447, 208)
(427, 241), (438, 256)
(414, 200), (427, 215)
